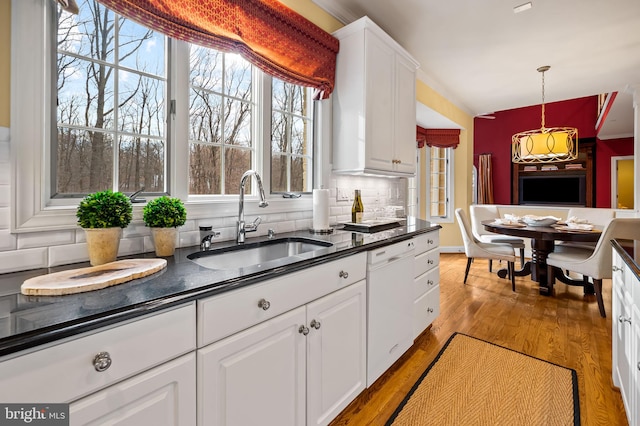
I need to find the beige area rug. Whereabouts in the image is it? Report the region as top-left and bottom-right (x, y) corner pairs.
(387, 333), (580, 426)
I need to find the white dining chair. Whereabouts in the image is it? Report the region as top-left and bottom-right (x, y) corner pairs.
(470, 204), (526, 268)
(547, 218), (640, 317)
(455, 208), (517, 291)
(556, 207), (616, 250)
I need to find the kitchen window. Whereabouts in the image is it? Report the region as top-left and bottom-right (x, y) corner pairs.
(11, 0), (315, 232)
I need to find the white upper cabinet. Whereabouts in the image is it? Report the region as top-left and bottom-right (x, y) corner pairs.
(332, 16), (419, 176)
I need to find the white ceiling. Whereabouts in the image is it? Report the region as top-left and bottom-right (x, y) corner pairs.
(313, 0), (639, 139)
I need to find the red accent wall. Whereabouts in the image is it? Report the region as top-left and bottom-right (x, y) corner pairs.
(474, 96), (599, 205)
(596, 137), (634, 207)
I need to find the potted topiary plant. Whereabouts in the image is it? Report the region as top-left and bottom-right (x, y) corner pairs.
(143, 196), (187, 256)
(76, 190), (133, 266)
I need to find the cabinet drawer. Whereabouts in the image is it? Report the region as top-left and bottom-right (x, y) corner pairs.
(414, 267), (439, 299)
(415, 248), (439, 278)
(0, 303), (196, 403)
(414, 231), (439, 256)
(612, 253), (631, 296)
(198, 252), (367, 347)
(413, 286), (440, 339)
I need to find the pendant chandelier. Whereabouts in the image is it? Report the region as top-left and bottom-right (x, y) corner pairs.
(511, 66), (578, 163)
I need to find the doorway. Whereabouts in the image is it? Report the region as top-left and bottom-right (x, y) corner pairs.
(611, 156), (634, 209)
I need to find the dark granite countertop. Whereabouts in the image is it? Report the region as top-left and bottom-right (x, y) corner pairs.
(612, 238), (640, 282)
(0, 217), (440, 357)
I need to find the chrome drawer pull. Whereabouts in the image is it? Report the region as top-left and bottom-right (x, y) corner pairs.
(310, 319), (321, 330)
(93, 352), (112, 372)
(618, 315), (631, 324)
(428, 239), (434, 244)
(637, 362), (640, 372)
(427, 307), (434, 313)
(428, 280), (434, 286)
(427, 259), (434, 265)
(298, 325), (309, 336)
(339, 270), (349, 279)
(258, 299), (271, 310)
(612, 265), (624, 273)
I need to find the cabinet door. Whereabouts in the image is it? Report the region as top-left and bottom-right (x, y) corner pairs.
(70, 353), (196, 426)
(613, 285), (633, 417)
(632, 306), (639, 426)
(306, 280), (367, 426)
(198, 307), (306, 426)
(363, 29), (395, 172)
(393, 53), (417, 175)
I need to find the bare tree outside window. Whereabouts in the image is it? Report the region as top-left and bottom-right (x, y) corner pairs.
(189, 47), (254, 195)
(55, 0), (166, 196)
(271, 79), (313, 193)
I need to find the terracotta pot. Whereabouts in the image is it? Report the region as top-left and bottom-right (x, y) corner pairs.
(151, 227), (178, 257)
(84, 227), (123, 266)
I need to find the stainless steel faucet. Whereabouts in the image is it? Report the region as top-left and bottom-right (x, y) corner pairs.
(237, 170), (268, 243)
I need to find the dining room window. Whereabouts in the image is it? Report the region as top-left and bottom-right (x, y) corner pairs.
(426, 146), (453, 221)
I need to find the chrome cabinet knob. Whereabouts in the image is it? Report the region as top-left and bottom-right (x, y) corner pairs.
(310, 319), (321, 330)
(637, 362), (640, 372)
(298, 325), (309, 335)
(93, 351), (112, 372)
(339, 271), (349, 279)
(428, 239), (434, 244)
(258, 298), (271, 310)
(427, 259), (434, 265)
(427, 307), (434, 313)
(428, 280), (434, 286)
(612, 265), (624, 273)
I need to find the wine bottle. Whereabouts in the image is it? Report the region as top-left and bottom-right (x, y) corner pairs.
(351, 189), (364, 223)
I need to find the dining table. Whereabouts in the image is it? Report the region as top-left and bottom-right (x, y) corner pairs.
(482, 220), (602, 295)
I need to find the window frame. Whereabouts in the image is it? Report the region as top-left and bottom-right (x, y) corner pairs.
(10, 0), (317, 233)
(424, 145), (454, 223)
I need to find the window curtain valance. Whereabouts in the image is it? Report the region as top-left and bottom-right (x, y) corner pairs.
(96, 0), (340, 99)
(416, 126), (461, 149)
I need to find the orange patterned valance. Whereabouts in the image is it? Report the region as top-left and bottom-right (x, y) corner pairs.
(97, 0), (339, 99)
(416, 126), (461, 149)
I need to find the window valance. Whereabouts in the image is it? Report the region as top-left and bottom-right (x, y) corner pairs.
(96, 0), (339, 99)
(416, 126), (460, 149)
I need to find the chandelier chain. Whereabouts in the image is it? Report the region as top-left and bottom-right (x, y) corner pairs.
(540, 69), (546, 129)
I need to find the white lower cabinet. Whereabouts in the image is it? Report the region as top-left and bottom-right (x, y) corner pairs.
(413, 231), (440, 339)
(70, 353), (196, 426)
(197, 280), (367, 426)
(612, 248), (639, 426)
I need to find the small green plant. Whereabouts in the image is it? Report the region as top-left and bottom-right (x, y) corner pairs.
(76, 190), (133, 229)
(143, 196), (187, 228)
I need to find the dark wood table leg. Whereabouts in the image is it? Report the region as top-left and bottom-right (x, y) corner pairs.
(530, 239), (554, 295)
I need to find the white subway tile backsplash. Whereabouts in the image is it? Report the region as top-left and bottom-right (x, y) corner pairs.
(117, 237), (145, 256)
(0, 185), (9, 207)
(48, 243), (91, 267)
(0, 207), (9, 230)
(0, 247), (48, 274)
(18, 229), (75, 250)
(123, 222), (150, 238)
(0, 167), (407, 274)
(0, 230), (17, 252)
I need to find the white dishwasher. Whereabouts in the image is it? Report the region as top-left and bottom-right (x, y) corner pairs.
(366, 238), (415, 386)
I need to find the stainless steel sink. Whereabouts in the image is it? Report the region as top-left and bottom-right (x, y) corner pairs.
(187, 237), (335, 271)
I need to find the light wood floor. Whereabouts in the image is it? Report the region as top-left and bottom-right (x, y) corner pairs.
(330, 253), (628, 426)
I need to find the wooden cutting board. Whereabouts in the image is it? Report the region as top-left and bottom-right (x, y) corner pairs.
(21, 259), (167, 296)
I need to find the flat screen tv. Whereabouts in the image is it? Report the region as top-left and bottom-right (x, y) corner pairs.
(518, 175), (586, 206)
